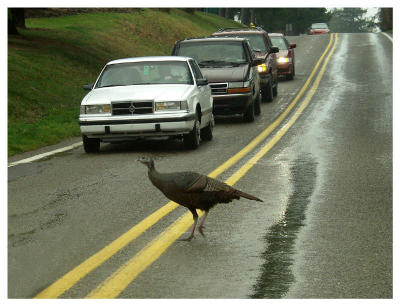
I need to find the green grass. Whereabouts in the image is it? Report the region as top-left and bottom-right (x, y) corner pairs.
(8, 9), (241, 156)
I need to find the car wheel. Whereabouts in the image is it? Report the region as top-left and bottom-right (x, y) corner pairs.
(82, 135), (100, 153)
(287, 66), (294, 80)
(243, 99), (255, 122)
(273, 79), (278, 97)
(184, 114), (201, 149)
(200, 114), (214, 141)
(262, 80), (273, 102)
(254, 91), (261, 115)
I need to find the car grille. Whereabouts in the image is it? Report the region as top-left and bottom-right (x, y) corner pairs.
(209, 83), (228, 95)
(111, 101), (153, 115)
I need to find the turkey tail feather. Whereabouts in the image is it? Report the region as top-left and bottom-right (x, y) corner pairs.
(236, 190), (263, 202)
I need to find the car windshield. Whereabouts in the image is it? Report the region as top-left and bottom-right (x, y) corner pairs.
(176, 42), (248, 67)
(218, 33), (267, 52)
(311, 23), (328, 29)
(95, 61), (193, 88)
(269, 36), (288, 50)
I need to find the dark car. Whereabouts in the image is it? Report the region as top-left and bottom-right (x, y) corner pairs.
(268, 33), (296, 80)
(309, 23), (330, 35)
(172, 37), (262, 122)
(212, 27), (279, 102)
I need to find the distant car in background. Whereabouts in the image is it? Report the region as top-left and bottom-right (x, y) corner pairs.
(309, 23), (330, 35)
(268, 33), (296, 80)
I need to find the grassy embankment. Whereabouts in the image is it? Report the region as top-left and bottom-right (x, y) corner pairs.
(8, 9), (241, 156)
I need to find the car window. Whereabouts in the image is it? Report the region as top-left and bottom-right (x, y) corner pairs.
(269, 36), (289, 50)
(96, 61), (194, 88)
(311, 23), (328, 29)
(217, 33), (267, 52)
(176, 42), (248, 67)
(189, 60), (204, 80)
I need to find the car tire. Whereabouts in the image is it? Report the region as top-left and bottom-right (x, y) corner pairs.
(287, 66), (294, 80)
(200, 114), (214, 141)
(83, 135), (100, 153)
(254, 91), (261, 115)
(243, 99), (255, 122)
(263, 80), (273, 102)
(184, 114), (201, 149)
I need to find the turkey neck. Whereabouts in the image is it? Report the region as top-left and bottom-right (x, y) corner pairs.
(147, 164), (167, 192)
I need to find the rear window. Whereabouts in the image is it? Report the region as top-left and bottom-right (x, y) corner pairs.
(176, 41), (248, 67)
(269, 36), (288, 50)
(311, 23), (328, 29)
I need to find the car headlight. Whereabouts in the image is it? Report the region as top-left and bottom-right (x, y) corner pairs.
(277, 57), (290, 63)
(257, 63), (267, 73)
(155, 101), (188, 111)
(81, 105), (111, 114)
(228, 81), (251, 94)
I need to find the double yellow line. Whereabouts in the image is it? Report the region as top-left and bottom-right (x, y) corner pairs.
(35, 33), (338, 299)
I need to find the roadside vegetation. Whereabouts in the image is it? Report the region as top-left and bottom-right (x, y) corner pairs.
(8, 8), (241, 156)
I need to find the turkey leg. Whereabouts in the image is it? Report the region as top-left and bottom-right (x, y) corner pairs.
(198, 210), (209, 237)
(179, 208), (198, 241)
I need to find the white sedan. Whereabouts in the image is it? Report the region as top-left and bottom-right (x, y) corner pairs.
(79, 56), (214, 152)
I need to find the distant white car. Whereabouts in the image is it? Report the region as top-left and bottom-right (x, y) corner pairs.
(79, 56), (214, 152)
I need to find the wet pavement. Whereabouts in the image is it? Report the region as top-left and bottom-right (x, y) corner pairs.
(8, 33), (392, 298)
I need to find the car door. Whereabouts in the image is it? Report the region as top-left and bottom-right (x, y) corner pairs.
(189, 59), (212, 118)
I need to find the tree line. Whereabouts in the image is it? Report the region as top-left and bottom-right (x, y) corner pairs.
(8, 7), (392, 35)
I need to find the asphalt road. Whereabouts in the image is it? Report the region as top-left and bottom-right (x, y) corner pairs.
(8, 33), (392, 298)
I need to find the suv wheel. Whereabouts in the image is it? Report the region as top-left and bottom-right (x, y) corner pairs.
(83, 135), (100, 153)
(273, 78), (278, 96)
(243, 100), (255, 122)
(200, 114), (214, 141)
(255, 91), (261, 115)
(263, 80), (273, 102)
(184, 115), (201, 149)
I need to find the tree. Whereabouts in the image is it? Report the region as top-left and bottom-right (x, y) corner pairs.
(253, 8), (331, 34)
(329, 8), (377, 33)
(10, 8), (26, 28)
(241, 8), (251, 25)
(379, 8), (392, 31)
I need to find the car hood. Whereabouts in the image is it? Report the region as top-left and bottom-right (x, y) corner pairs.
(200, 64), (249, 83)
(82, 84), (193, 104)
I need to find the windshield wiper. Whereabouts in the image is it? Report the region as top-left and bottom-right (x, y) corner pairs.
(198, 60), (228, 67)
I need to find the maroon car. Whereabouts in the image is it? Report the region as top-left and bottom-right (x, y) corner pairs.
(268, 33), (296, 80)
(309, 23), (330, 35)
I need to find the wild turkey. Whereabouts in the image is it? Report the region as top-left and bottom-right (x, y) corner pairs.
(138, 157), (263, 241)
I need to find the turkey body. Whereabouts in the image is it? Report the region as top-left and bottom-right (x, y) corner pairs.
(149, 170), (241, 211)
(139, 157), (263, 241)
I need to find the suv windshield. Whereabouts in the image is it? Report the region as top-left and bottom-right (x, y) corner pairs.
(218, 33), (267, 52)
(269, 36), (288, 50)
(96, 61), (193, 88)
(176, 42), (248, 67)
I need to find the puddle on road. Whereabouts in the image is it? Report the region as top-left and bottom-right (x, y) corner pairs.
(250, 154), (317, 298)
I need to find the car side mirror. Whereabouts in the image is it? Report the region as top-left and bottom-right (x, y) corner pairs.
(83, 83), (94, 91)
(289, 43), (297, 49)
(270, 47), (279, 53)
(197, 78), (208, 86)
(252, 58), (263, 66)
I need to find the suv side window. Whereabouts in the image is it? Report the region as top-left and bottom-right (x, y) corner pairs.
(189, 60), (204, 80)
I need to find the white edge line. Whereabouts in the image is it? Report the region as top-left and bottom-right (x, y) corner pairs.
(8, 142), (83, 168)
(380, 32), (393, 42)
